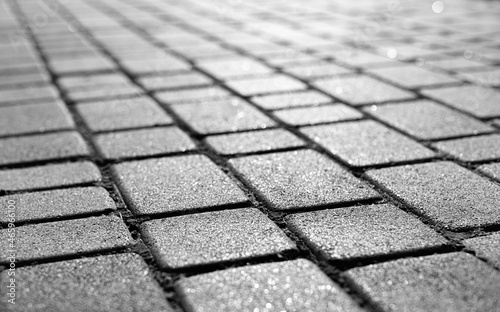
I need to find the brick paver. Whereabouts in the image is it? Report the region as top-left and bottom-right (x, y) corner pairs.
(138, 71), (212, 91)
(478, 162), (500, 181)
(432, 134), (500, 162)
(226, 74), (306, 96)
(141, 208), (295, 269)
(0, 85), (60, 106)
(463, 233), (500, 269)
(369, 65), (461, 89)
(252, 90), (332, 110)
(274, 104), (363, 126)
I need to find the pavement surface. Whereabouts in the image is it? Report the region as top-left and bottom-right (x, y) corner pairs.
(1, 0), (500, 311)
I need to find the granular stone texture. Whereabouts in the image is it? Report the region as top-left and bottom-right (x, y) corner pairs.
(172, 98), (276, 135)
(197, 57), (273, 79)
(463, 232), (500, 269)
(0, 131), (90, 165)
(0, 102), (74, 136)
(176, 259), (364, 312)
(205, 129), (304, 155)
(252, 90), (332, 110)
(287, 204), (447, 261)
(95, 127), (196, 160)
(366, 161), (500, 230)
(283, 62), (354, 80)
(421, 85), (500, 118)
(478, 163), (500, 181)
(0, 85), (60, 105)
(0, 215), (132, 262)
(314, 75), (414, 106)
(155, 86), (231, 104)
(369, 65), (461, 89)
(432, 134), (500, 162)
(113, 155), (248, 215)
(120, 55), (191, 75)
(302, 120), (435, 167)
(0, 161), (101, 191)
(226, 74), (306, 96)
(0, 253), (174, 312)
(274, 104), (363, 126)
(365, 101), (494, 140)
(138, 71), (212, 90)
(344, 252), (500, 312)
(0, 187), (116, 223)
(77, 97), (173, 132)
(48, 56), (116, 75)
(141, 208), (295, 269)
(229, 150), (379, 210)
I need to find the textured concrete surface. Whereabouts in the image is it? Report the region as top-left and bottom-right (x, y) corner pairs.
(177, 259), (364, 312)
(369, 65), (461, 89)
(274, 104), (362, 126)
(142, 208), (295, 269)
(345, 253), (500, 312)
(432, 134), (500, 162)
(463, 233), (500, 269)
(226, 74), (306, 96)
(478, 163), (500, 181)
(252, 90), (332, 110)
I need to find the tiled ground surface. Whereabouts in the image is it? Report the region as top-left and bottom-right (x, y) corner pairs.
(1, 0), (500, 311)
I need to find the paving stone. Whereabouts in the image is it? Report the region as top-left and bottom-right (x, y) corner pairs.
(0, 85), (59, 105)
(58, 73), (131, 89)
(95, 127), (196, 160)
(155, 85), (231, 104)
(369, 65), (461, 89)
(138, 71), (212, 90)
(287, 204), (447, 261)
(421, 85), (500, 118)
(205, 128), (304, 155)
(459, 67), (500, 86)
(433, 134), (500, 162)
(142, 208), (295, 269)
(366, 161), (500, 230)
(314, 75), (414, 106)
(0, 131), (90, 166)
(226, 74), (307, 96)
(0, 102), (75, 136)
(274, 104), (363, 126)
(0, 71), (50, 87)
(463, 232), (500, 269)
(0, 253), (174, 312)
(172, 98), (276, 135)
(0, 186), (115, 223)
(113, 155), (247, 215)
(76, 97), (173, 132)
(0, 215), (132, 262)
(120, 55), (191, 75)
(425, 57), (487, 71)
(326, 49), (398, 68)
(197, 57), (274, 79)
(176, 259), (364, 312)
(302, 120), (435, 167)
(365, 100), (494, 140)
(283, 62), (354, 79)
(344, 252), (500, 312)
(477, 162), (500, 181)
(49, 56), (117, 75)
(0, 161), (101, 191)
(251, 90), (332, 110)
(229, 150), (379, 210)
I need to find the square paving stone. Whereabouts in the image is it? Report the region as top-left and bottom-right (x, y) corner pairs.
(369, 65), (461, 89)
(155, 86), (231, 104)
(49, 56), (117, 75)
(0, 161), (101, 191)
(141, 208), (295, 269)
(314, 75), (414, 106)
(0, 102), (75, 136)
(251, 90), (332, 110)
(76, 97), (173, 132)
(287, 204), (447, 261)
(459, 67), (500, 86)
(478, 162), (500, 181)
(120, 55), (191, 75)
(171, 98), (276, 135)
(197, 57), (274, 79)
(0, 215), (132, 263)
(226, 74), (307, 96)
(58, 72), (131, 89)
(274, 104), (363, 126)
(344, 252), (500, 312)
(0, 253), (174, 312)
(365, 100), (494, 140)
(95, 127), (196, 160)
(0, 186), (115, 223)
(205, 128), (304, 155)
(463, 232), (500, 269)
(138, 71), (212, 90)
(176, 259), (364, 312)
(432, 134), (500, 162)
(113, 155), (248, 215)
(283, 62), (354, 80)
(425, 57), (487, 71)
(0, 85), (60, 106)
(0, 131), (90, 166)
(302, 120), (435, 167)
(0, 71), (50, 87)
(366, 161), (500, 230)
(62, 74), (144, 102)
(229, 150), (379, 210)
(421, 85), (500, 118)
